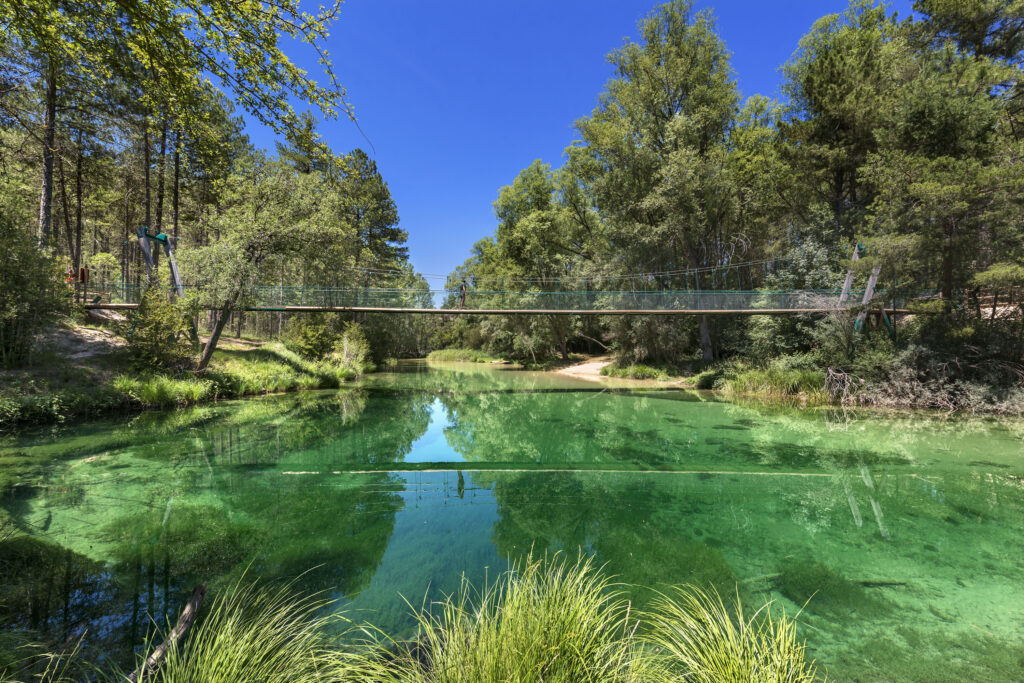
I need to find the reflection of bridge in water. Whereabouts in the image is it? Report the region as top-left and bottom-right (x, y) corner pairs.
(82, 284), (915, 315)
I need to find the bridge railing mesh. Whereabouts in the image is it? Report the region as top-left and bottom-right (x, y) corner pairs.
(83, 284), (903, 311)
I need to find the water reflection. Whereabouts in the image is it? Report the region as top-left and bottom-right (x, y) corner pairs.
(1, 362), (1023, 680)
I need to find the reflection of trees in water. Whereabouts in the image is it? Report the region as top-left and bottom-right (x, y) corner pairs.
(471, 471), (740, 604)
(0, 387), (437, 668)
(439, 391), (672, 467)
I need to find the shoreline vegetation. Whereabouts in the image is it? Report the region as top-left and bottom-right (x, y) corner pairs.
(4, 556), (822, 683)
(5, 335), (1024, 434)
(0, 323), (370, 431)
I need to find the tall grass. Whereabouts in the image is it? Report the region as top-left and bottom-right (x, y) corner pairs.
(643, 585), (820, 683)
(141, 578), (391, 683)
(28, 560), (822, 683)
(111, 375), (215, 408)
(392, 554), (654, 682)
(723, 367), (826, 400)
(426, 349), (499, 363)
(600, 363), (669, 380)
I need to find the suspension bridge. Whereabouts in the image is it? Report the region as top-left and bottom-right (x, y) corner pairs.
(82, 237), (920, 316)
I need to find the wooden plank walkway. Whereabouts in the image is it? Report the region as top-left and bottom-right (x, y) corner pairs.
(84, 303), (912, 316)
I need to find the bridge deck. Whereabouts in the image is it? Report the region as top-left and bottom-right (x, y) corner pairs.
(84, 303), (911, 316)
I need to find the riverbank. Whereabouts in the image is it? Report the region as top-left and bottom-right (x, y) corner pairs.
(554, 355), (1024, 414)
(0, 322), (362, 431)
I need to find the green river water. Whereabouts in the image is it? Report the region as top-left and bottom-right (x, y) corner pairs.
(1, 361), (1023, 681)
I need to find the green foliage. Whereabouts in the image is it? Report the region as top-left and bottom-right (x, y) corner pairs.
(328, 323), (371, 375)
(426, 349), (501, 363)
(972, 261), (1024, 289)
(282, 314), (337, 360)
(695, 367), (726, 391)
(0, 213), (68, 367)
(110, 374), (215, 408)
(124, 287), (194, 369)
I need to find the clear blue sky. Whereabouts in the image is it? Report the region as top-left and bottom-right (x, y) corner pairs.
(242, 0), (913, 283)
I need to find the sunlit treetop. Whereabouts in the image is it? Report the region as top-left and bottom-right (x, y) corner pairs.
(0, 0), (349, 165)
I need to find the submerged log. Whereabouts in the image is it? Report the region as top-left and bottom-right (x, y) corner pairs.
(129, 583), (207, 682)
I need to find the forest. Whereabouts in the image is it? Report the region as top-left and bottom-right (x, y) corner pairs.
(3, 0), (1024, 421)
(440, 0), (1024, 412)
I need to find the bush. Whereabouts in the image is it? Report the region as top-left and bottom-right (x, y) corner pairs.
(281, 314), (337, 360)
(695, 367), (725, 390)
(328, 323), (371, 374)
(125, 286), (194, 369)
(0, 212), (69, 367)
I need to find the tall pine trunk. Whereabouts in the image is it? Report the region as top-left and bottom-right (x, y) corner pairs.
(38, 63), (57, 245)
(75, 133), (83, 282)
(155, 117), (168, 234)
(172, 129), (180, 241)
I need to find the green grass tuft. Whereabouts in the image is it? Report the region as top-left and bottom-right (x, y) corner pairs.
(600, 363), (669, 380)
(426, 348), (500, 363)
(723, 366), (825, 400)
(141, 577), (391, 683)
(392, 553), (654, 682)
(643, 584), (822, 683)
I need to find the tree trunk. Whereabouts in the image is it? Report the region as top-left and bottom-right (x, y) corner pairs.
(941, 220), (954, 304)
(197, 291), (241, 371)
(38, 63), (57, 245)
(75, 133), (83, 282)
(143, 127), (151, 228)
(155, 117), (167, 234)
(699, 314), (714, 361)
(59, 155), (74, 260)
(235, 311), (243, 339)
(172, 129), (180, 241)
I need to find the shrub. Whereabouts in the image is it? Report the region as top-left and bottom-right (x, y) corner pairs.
(695, 367), (725, 390)
(0, 212), (70, 367)
(329, 322), (371, 374)
(281, 314), (337, 360)
(125, 286), (194, 369)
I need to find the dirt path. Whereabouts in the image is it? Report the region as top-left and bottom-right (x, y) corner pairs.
(554, 357), (613, 381)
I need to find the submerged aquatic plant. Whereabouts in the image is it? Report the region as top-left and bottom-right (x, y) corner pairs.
(775, 560), (869, 616)
(643, 585), (822, 683)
